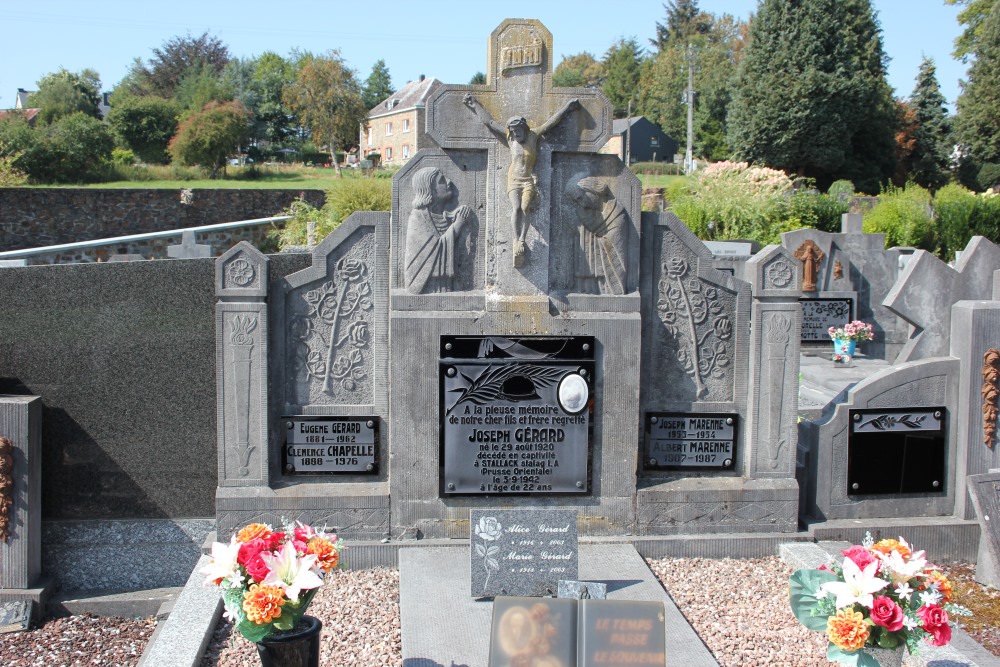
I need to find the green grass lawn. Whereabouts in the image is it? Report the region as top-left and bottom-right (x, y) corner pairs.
(34, 164), (393, 189)
(637, 173), (686, 190)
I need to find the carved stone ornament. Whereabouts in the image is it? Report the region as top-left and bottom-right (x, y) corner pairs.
(657, 257), (732, 399)
(984, 348), (1000, 449)
(229, 314), (257, 477)
(793, 240), (824, 292)
(0, 436), (13, 543)
(765, 259), (793, 289)
(226, 258), (256, 287)
(834, 260), (844, 280)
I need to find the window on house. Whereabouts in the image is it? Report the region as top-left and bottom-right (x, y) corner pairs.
(386, 146), (393, 160)
(385, 122), (393, 135)
(402, 118), (410, 133)
(403, 144), (410, 159)
(367, 127), (373, 146)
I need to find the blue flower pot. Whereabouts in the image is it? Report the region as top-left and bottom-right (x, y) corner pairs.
(833, 339), (857, 356)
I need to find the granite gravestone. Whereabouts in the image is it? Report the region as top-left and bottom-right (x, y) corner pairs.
(167, 230), (213, 259)
(967, 471), (1000, 586)
(471, 509), (578, 597)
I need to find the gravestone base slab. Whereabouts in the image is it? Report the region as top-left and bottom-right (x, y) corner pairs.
(636, 477), (798, 535)
(215, 482), (389, 541)
(399, 543), (718, 667)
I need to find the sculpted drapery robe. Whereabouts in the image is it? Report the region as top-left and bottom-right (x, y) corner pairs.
(576, 199), (629, 295)
(404, 207), (472, 293)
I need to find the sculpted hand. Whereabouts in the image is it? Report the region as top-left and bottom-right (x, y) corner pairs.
(452, 205), (473, 227)
(463, 93), (476, 109)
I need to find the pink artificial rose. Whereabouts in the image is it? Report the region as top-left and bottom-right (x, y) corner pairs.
(870, 595), (904, 632)
(918, 604), (952, 646)
(238, 537), (273, 583)
(842, 545), (878, 572)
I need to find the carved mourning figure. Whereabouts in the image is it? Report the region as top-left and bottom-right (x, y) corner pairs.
(564, 174), (629, 295)
(0, 436), (13, 543)
(463, 93), (579, 267)
(794, 239), (824, 292)
(404, 167), (475, 293)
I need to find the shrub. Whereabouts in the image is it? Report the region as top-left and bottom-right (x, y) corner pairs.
(788, 191), (850, 234)
(863, 183), (935, 250)
(979, 163), (1000, 191)
(168, 101), (251, 176)
(277, 177), (391, 248)
(111, 147), (137, 165)
(827, 180), (855, 197)
(933, 183), (978, 260)
(0, 141), (28, 186)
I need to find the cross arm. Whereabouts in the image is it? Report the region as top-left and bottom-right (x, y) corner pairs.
(536, 98), (580, 137)
(463, 93), (506, 138)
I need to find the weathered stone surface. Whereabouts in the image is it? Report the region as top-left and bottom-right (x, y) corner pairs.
(967, 472), (1000, 588)
(0, 397), (41, 590)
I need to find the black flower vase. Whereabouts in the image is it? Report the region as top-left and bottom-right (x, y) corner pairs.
(255, 615), (322, 667)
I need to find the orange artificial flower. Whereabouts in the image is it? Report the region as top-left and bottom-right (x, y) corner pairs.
(924, 570), (953, 603)
(243, 584), (286, 624)
(237, 523), (272, 543)
(827, 608), (870, 652)
(307, 537), (339, 572)
(871, 538), (911, 560)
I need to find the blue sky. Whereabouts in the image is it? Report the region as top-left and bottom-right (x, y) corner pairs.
(3, 1), (966, 110)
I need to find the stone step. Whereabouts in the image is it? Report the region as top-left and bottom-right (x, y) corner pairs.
(47, 587), (181, 619)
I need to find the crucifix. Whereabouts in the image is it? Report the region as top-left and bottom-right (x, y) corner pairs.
(424, 19), (612, 288)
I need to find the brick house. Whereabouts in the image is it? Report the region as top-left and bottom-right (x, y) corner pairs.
(361, 75), (442, 167)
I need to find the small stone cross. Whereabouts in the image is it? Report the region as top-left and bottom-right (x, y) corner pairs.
(167, 231), (213, 259)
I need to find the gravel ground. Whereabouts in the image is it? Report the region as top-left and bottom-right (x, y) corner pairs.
(3, 556), (998, 667)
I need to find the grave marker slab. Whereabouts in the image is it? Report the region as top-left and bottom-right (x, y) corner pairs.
(167, 230), (213, 259)
(488, 596), (577, 666)
(644, 413), (737, 470)
(282, 416), (379, 474)
(967, 472), (1000, 585)
(471, 509), (578, 597)
(800, 297), (854, 342)
(0, 600), (31, 634)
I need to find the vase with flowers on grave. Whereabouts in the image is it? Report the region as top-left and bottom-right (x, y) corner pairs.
(829, 320), (874, 365)
(200, 520), (344, 667)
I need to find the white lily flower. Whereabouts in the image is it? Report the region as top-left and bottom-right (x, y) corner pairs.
(200, 536), (242, 588)
(878, 548), (927, 585)
(919, 589), (943, 606)
(260, 540), (324, 603)
(894, 582), (913, 601)
(820, 556), (889, 609)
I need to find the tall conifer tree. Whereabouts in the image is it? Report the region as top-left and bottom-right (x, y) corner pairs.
(908, 58), (952, 190)
(955, 1), (1000, 168)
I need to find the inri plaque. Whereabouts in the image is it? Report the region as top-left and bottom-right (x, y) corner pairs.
(441, 336), (593, 495)
(645, 412), (737, 470)
(283, 416), (379, 474)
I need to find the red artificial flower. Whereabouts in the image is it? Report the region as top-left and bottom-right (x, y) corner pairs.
(238, 537), (274, 583)
(841, 545), (878, 572)
(869, 595), (905, 632)
(917, 604), (952, 646)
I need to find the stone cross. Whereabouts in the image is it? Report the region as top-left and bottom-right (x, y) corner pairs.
(167, 231), (213, 259)
(424, 19), (612, 296)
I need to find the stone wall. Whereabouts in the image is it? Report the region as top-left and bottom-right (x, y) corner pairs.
(0, 188), (325, 252)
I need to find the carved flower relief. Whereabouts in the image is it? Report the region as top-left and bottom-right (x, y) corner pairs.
(226, 257), (256, 287)
(713, 317), (733, 340)
(766, 259), (793, 289)
(230, 314), (257, 346)
(347, 320), (370, 347)
(666, 257), (689, 279)
(337, 257), (366, 281)
(765, 313), (791, 345)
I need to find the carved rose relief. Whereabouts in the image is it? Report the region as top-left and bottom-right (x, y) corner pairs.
(290, 257), (374, 399)
(657, 256), (733, 399)
(766, 259), (793, 289)
(226, 257), (256, 287)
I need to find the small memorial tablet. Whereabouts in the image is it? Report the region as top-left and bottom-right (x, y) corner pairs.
(283, 416), (379, 474)
(579, 599), (666, 667)
(471, 509), (578, 598)
(645, 413), (737, 470)
(0, 600), (32, 634)
(847, 408), (945, 495)
(489, 597), (577, 667)
(441, 336), (593, 495)
(801, 298), (854, 342)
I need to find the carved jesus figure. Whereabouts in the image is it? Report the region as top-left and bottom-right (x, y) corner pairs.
(463, 93), (579, 267)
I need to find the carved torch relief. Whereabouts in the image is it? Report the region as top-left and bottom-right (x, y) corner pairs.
(0, 436), (14, 542)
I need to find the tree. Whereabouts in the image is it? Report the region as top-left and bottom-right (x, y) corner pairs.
(128, 32), (230, 98)
(601, 38), (644, 117)
(1, 112), (113, 183)
(251, 52), (299, 144)
(893, 99), (919, 186)
(106, 96), (180, 164)
(727, 0), (897, 193)
(29, 68), (102, 125)
(955, 1), (1000, 169)
(175, 63), (233, 113)
(282, 51), (367, 175)
(651, 0), (712, 51)
(907, 58), (952, 191)
(469, 72), (487, 85)
(362, 59), (394, 110)
(168, 100), (251, 176)
(552, 52), (604, 88)
(946, 0), (997, 61)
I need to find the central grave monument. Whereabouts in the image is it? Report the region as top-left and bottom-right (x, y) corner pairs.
(214, 19), (804, 542)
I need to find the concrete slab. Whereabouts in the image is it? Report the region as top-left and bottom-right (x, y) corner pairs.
(400, 543), (718, 667)
(48, 586), (181, 619)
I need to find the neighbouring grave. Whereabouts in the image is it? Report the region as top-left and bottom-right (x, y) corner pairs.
(488, 596), (666, 667)
(967, 471), (1000, 587)
(167, 230), (213, 259)
(471, 509), (578, 597)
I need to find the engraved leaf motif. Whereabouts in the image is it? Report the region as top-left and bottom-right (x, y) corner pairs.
(486, 545), (499, 556)
(486, 558), (499, 570)
(447, 364), (567, 414)
(475, 543), (487, 557)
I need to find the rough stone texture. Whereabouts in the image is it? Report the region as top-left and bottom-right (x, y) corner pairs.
(778, 542), (831, 570)
(782, 219), (907, 360)
(801, 358), (960, 521)
(885, 236), (1000, 364)
(951, 302), (1000, 519)
(967, 472), (1000, 589)
(0, 396), (41, 590)
(0, 188), (323, 252)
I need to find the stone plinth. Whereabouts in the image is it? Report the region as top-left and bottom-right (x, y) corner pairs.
(0, 396), (41, 593)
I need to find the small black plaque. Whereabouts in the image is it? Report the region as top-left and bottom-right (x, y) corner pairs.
(441, 336), (593, 495)
(645, 412), (737, 470)
(282, 416), (379, 474)
(848, 407), (945, 495)
(801, 298), (854, 342)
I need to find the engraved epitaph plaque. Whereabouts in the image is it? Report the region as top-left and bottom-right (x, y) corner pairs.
(489, 597), (577, 667)
(442, 336), (593, 495)
(644, 413), (738, 470)
(800, 298), (854, 342)
(579, 600), (666, 667)
(471, 509), (578, 598)
(282, 416), (379, 474)
(848, 408), (945, 495)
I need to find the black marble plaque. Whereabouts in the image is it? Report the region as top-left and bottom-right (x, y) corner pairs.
(471, 509), (578, 598)
(644, 413), (737, 470)
(282, 416), (379, 474)
(801, 298), (854, 342)
(441, 336), (593, 495)
(579, 599), (666, 667)
(848, 408), (946, 495)
(489, 596), (578, 667)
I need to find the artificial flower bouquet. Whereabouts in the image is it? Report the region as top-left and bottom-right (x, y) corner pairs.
(201, 521), (343, 642)
(789, 533), (970, 666)
(828, 320), (875, 343)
